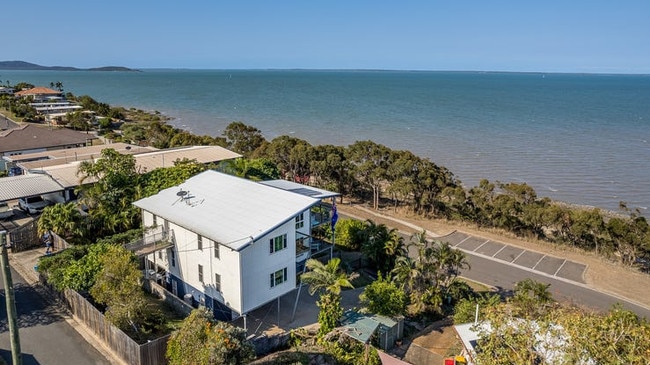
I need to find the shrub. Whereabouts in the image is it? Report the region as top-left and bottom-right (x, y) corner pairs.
(334, 218), (366, 251)
(359, 273), (406, 317)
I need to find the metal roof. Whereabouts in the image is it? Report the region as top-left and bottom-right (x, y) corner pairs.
(133, 170), (319, 251)
(26, 145), (241, 188)
(259, 179), (340, 199)
(133, 145), (241, 173)
(8, 143), (156, 168)
(0, 174), (63, 201)
(32, 161), (89, 188)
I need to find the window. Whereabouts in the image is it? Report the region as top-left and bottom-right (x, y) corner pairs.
(215, 273), (221, 292)
(152, 215), (157, 226)
(198, 264), (204, 283)
(170, 250), (176, 267)
(295, 212), (304, 229)
(214, 244), (220, 259)
(269, 234), (287, 254)
(270, 267), (288, 288)
(158, 250), (162, 260)
(197, 234), (203, 250)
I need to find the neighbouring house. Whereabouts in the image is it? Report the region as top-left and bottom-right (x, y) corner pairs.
(454, 320), (591, 365)
(2, 144), (239, 203)
(0, 87), (14, 95)
(0, 124), (96, 170)
(132, 170), (338, 324)
(15, 86), (84, 124)
(14, 86), (62, 102)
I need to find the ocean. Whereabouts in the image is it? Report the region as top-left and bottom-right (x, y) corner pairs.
(2, 69), (649, 214)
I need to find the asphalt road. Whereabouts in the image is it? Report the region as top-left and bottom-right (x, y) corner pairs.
(339, 209), (650, 319)
(0, 267), (111, 365)
(461, 253), (650, 319)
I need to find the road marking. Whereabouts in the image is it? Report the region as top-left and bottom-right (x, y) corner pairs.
(512, 250), (526, 263)
(554, 259), (567, 276)
(474, 239), (490, 252)
(455, 236), (470, 247)
(532, 254), (547, 270)
(492, 244), (507, 258)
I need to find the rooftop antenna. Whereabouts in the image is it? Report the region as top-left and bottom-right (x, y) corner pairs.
(172, 188), (188, 206)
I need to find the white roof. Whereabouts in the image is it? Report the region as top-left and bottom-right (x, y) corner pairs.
(133, 170), (319, 251)
(0, 174), (63, 201)
(259, 180), (340, 199)
(26, 145), (241, 188)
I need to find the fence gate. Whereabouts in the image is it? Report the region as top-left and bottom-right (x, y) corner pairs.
(9, 220), (40, 252)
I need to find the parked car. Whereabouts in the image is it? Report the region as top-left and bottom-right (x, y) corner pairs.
(18, 196), (52, 215)
(0, 201), (14, 220)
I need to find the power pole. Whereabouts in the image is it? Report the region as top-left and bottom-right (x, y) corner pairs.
(0, 231), (22, 365)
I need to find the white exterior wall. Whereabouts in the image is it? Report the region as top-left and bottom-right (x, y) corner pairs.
(142, 210), (244, 313)
(141, 209), (312, 316)
(240, 218), (297, 314)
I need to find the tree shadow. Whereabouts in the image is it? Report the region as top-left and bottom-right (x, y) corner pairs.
(0, 282), (67, 332)
(491, 285), (514, 299)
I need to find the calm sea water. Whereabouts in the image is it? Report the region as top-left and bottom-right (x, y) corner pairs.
(2, 69), (649, 214)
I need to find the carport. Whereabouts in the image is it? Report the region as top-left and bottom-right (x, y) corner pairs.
(0, 173), (64, 202)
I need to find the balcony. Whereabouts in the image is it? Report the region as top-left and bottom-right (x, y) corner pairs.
(125, 225), (174, 257)
(296, 243), (310, 263)
(311, 204), (332, 227)
(296, 231), (332, 258)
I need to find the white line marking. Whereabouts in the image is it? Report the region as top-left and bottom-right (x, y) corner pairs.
(532, 254), (547, 270)
(554, 259), (567, 276)
(474, 239), (490, 252)
(455, 236), (470, 247)
(512, 250), (526, 263)
(492, 244), (507, 258)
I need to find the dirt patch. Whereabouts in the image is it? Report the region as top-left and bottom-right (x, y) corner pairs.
(336, 202), (650, 308)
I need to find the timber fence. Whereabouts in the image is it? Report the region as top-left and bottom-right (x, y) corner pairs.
(41, 276), (170, 365)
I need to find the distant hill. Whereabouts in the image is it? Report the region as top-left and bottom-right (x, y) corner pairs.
(0, 61), (137, 71)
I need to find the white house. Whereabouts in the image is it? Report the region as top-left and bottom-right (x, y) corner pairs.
(133, 170), (338, 321)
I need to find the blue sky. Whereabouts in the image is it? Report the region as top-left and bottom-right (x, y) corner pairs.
(6, 1), (650, 73)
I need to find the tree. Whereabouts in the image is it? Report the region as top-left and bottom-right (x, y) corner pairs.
(220, 157), (280, 181)
(139, 158), (207, 198)
(77, 148), (141, 236)
(166, 308), (255, 365)
(474, 302), (650, 365)
(452, 293), (501, 324)
(359, 220), (405, 274)
(310, 144), (353, 195)
(39, 243), (110, 292)
(38, 203), (87, 242)
(359, 273), (406, 317)
(222, 121), (266, 157)
(300, 258), (353, 338)
(607, 203), (650, 266)
(511, 279), (553, 319)
(90, 245), (163, 337)
(264, 135), (313, 181)
(345, 141), (392, 210)
(391, 231), (469, 315)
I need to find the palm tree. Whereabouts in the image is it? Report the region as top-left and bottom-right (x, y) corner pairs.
(301, 258), (353, 296)
(301, 258), (353, 337)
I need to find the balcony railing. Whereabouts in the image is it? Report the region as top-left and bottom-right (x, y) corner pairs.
(296, 231), (332, 258)
(125, 226), (174, 257)
(311, 205), (332, 227)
